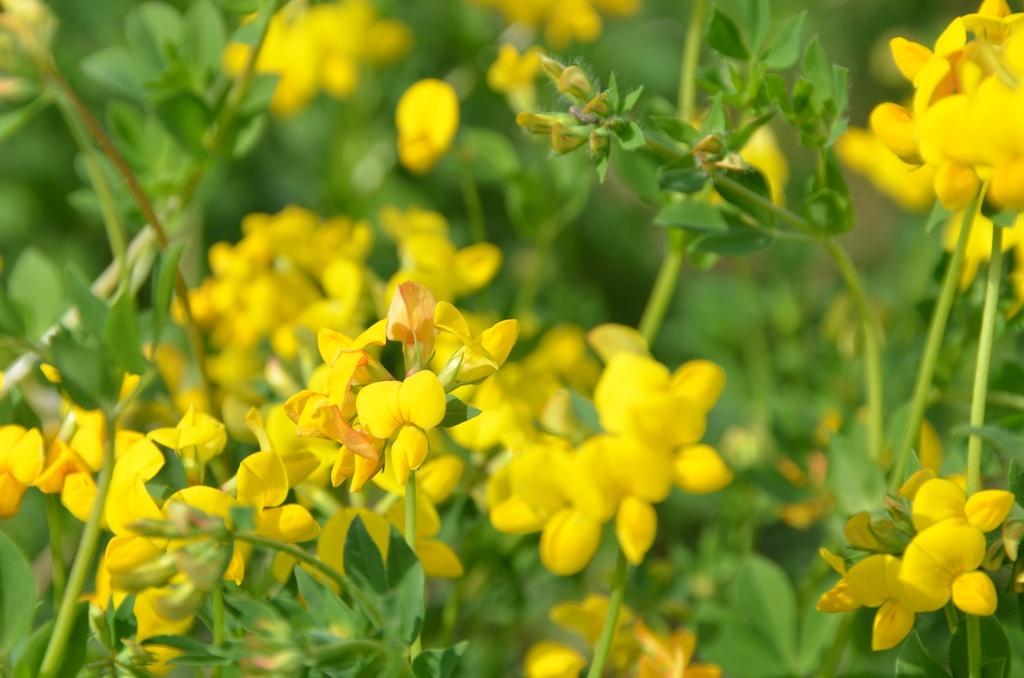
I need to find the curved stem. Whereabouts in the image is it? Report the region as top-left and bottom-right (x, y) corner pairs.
(823, 240), (885, 466)
(44, 68), (214, 410)
(405, 471), (423, 658)
(966, 222), (1003, 494)
(638, 228), (686, 345)
(39, 412), (117, 678)
(678, 0), (709, 120)
(44, 494), (65, 609)
(585, 548), (630, 678)
(890, 195), (984, 491)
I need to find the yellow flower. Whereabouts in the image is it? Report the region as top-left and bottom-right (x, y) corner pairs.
(434, 301), (520, 388)
(487, 43), (542, 110)
(836, 126), (936, 211)
(634, 619), (722, 678)
(942, 210), (1024, 289)
(355, 370), (447, 485)
(0, 424), (43, 519)
(525, 641), (587, 678)
(396, 78), (459, 174)
(148, 405), (227, 485)
(737, 125), (790, 206)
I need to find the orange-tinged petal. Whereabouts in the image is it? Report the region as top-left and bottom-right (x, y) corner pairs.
(386, 280), (437, 362)
(872, 599), (916, 651)
(951, 570), (998, 615)
(912, 478), (967, 531)
(616, 495), (657, 565)
(674, 444), (733, 494)
(258, 504), (320, 543)
(817, 579), (860, 612)
(416, 539), (464, 578)
(539, 507), (602, 575)
(964, 490), (1015, 532)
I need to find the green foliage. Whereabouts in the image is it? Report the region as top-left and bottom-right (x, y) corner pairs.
(0, 532), (34, 654)
(949, 616), (1011, 678)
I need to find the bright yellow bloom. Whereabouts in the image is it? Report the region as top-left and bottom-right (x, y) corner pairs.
(434, 301), (520, 388)
(487, 43), (542, 111)
(148, 405), (227, 485)
(634, 619), (722, 678)
(738, 126), (790, 206)
(396, 79), (459, 174)
(0, 424), (43, 518)
(836, 126), (937, 211)
(469, 0), (639, 48)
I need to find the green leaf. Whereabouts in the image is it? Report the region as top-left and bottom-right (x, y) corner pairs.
(232, 113), (267, 158)
(828, 432), (886, 514)
(65, 267), (109, 339)
(950, 615), (1011, 678)
(81, 47), (148, 99)
(763, 74), (792, 121)
(707, 7), (749, 60)
(803, 188), (852, 234)
(0, 532), (34, 652)
(988, 208), (1017, 228)
(655, 202), (731, 232)
(595, 154), (609, 183)
(8, 247), (64, 340)
(692, 225), (772, 256)
(218, 0), (259, 12)
(926, 201), (954, 234)
(802, 37), (834, 106)
(832, 64), (849, 115)
(659, 156), (708, 194)
(734, 556), (797, 665)
(951, 424), (1024, 460)
(440, 394), (481, 428)
(182, 0), (228, 85)
(412, 642), (468, 678)
(152, 92), (211, 157)
(125, 2), (183, 72)
(621, 86), (644, 114)
(606, 72), (620, 113)
(12, 603), (88, 678)
(896, 631), (951, 677)
(742, 0), (771, 54)
(612, 121), (646, 151)
(704, 93), (727, 133)
(49, 329), (120, 410)
(649, 116), (701, 145)
(151, 240), (186, 345)
(344, 517), (387, 594)
(762, 11), (806, 69)
(103, 288), (148, 374)
(1009, 458), (1024, 509)
(384, 526), (424, 645)
(712, 167), (775, 228)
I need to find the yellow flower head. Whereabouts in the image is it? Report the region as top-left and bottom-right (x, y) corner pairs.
(148, 405), (227, 485)
(0, 424), (43, 519)
(396, 78), (459, 174)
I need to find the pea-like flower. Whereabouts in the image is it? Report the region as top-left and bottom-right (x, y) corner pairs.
(395, 79), (459, 174)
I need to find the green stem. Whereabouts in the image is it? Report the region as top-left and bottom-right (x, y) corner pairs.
(709, 173), (818, 235)
(211, 584), (226, 678)
(44, 494), (65, 609)
(967, 615), (982, 678)
(406, 471), (422, 658)
(459, 160), (486, 244)
(638, 228), (686, 346)
(39, 412), (117, 678)
(890, 195), (984, 491)
(815, 612), (852, 678)
(966, 222), (1003, 495)
(823, 239), (885, 466)
(944, 602), (959, 633)
(678, 0), (709, 120)
(585, 548), (630, 678)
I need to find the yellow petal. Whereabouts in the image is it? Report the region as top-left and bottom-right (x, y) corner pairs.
(844, 512), (885, 552)
(258, 505), (320, 543)
(416, 539), (464, 578)
(844, 554), (892, 608)
(933, 17), (966, 56)
(490, 495), (548, 534)
(900, 522), (985, 612)
(819, 547), (847, 575)
(396, 79), (459, 174)
(890, 37), (933, 81)
(964, 490), (1015, 532)
(0, 425), (44, 485)
(357, 380), (404, 439)
(615, 496), (657, 566)
(524, 641), (587, 678)
(951, 570), (997, 616)
(61, 472), (97, 524)
(607, 436), (673, 502)
(105, 535), (164, 574)
(539, 507), (602, 575)
(674, 444), (733, 494)
(418, 454), (464, 503)
(391, 426), (429, 485)
(317, 508), (390, 577)
(237, 450), (289, 510)
(934, 161), (980, 211)
(164, 486), (239, 522)
(670, 360), (726, 413)
(989, 157), (1024, 211)
(817, 579), (860, 613)
(869, 103), (921, 164)
(594, 353), (670, 434)
(912, 478), (966, 531)
(872, 599), (916, 651)
(399, 371), (447, 429)
(586, 323), (650, 363)
(452, 243), (502, 295)
(898, 469), (937, 499)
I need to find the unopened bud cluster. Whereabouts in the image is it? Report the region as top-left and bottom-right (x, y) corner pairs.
(516, 55), (614, 161)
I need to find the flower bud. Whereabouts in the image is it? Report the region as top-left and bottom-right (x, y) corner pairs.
(111, 554), (178, 592)
(516, 111), (567, 134)
(550, 122), (589, 154)
(582, 91), (612, 118)
(589, 128), (610, 158)
(174, 541), (232, 592)
(152, 582), (205, 622)
(118, 638), (156, 668)
(88, 603), (112, 650)
(557, 66), (594, 102)
(538, 53), (565, 84)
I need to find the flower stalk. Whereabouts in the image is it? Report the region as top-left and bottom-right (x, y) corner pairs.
(585, 547), (630, 678)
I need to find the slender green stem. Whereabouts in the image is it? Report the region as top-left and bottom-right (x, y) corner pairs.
(967, 615), (982, 678)
(44, 494), (65, 609)
(966, 223), (1003, 494)
(678, 0), (709, 120)
(816, 612), (852, 678)
(406, 471), (422, 658)
(824, 240), (885, 466)
(585, 548), (630, 678)
(710, 173), (818, 235)
(233, 532), (385, 629)
(39, 413), (118, 678)
(944, 602), (959, 633)
(638, 228), (686, 346)
(890, 195), (984, 491)
(45, 68), (214, 410)
(211, 585), (226, 678)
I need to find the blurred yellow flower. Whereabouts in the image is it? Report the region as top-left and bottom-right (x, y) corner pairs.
(396, 78), (459, 174)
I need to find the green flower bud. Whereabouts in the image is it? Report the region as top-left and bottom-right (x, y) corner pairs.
(550, 122), (589, 154)
(538, 53), (565, 84)
(583, 92), (612, 118)
(557, 65), (594, 102)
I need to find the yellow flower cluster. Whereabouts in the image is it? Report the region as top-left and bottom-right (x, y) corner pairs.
(222, 0), (412, 116)
(525, 594), (721, 678)
(468, 0), (640, 48)
(818, 471), (1015, 650)
(870, 0), (1024, 210)
(486, 325), (732, 575)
